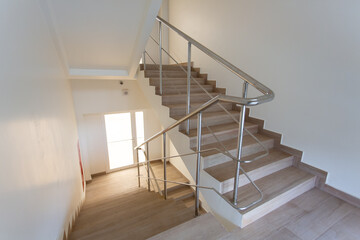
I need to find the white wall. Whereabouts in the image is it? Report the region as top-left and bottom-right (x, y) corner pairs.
(168, 0), (360, 198)
(144, 0), (170, 65)
(71, 79), (163, 178)
(0, 1), (84, 239)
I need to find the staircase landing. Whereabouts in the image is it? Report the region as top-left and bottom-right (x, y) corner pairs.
(68, 167), (196, 240)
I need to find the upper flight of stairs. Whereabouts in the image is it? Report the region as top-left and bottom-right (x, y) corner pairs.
(139, 63), (316, 228)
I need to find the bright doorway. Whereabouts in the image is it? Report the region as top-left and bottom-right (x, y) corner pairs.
(104, 111), (145, 171)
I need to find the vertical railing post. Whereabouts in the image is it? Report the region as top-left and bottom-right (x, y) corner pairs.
(186, 42), (192, 135)
(146, 142), (151, 191)
(163, 133), (167, 199)
(195, 111), (203, 216)
(143, 51), (146, 70)
(136, 148), (140, 188)
(233, 81), (249, 205)
(159, 21), (163, 95)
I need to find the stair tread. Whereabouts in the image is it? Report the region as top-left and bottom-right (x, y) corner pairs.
(223, 167), (315, 214)
(173, 110), (239, 121)
(150, 77), (204, 80)
(141, 63), (191, 71)
(150, 161), (189, 191)
(146, 70), (197, 73)
(167, 186), (194, 200)
(204, 148), (293, 182)
(162, 92), (218, 97)
(166, 101), (232, 108)
(182, 121), (258, 137)
(148, 213), (228, 240)
(157, 83), (213, 88)
(192, 133), (273, 157)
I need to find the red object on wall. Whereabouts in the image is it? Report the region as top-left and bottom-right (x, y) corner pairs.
(77, 141), (85, 191)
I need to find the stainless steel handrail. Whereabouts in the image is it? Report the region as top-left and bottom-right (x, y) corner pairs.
(156, 16), (274, 102)
(138, 148), (162, 195)
(146, 35), (270, 163)
(136, 16), (275, 216)
(137, 175), (262, 211)
(136, 94), (264, 150)
(134, 148), (263, 211)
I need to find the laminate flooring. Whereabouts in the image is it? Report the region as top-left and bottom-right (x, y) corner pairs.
(68, 166), (195, 240)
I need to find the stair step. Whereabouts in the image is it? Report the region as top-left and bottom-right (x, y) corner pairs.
(145, 70), (198, 78)
(167, 186), (194, 201)
(150, 77), (205, 86)
(155, 84), (214, 95)
(205, 148), (294, 193)
(141, 63), (190, 71)
(176, 110), (241, 131)
(168, 102), (233, 117)
(224, 167), (316, 227)
(183, 121), (258, 148)
(162, 92), (219, 105)
(196, 133), (275, 168)
(149, 161), (190, 193)
(148, 213), (228, 240)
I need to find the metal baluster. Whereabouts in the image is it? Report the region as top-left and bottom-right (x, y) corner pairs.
(159, 21), (163, 95)
(233, 81), (249, 204)
(186, 42), (192, 135)
(195, 111), (203, 216)
(146, 142), (150, 191)
(143, 51), (146, 70)
(136, 149), (140, 187)
(163, 133), (167, 199)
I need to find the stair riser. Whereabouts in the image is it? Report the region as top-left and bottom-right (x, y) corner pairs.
(221, 157), (294, 194)
(163, 94), (218, 105)
(150, 78), (205, 86)
(169, 103), (233, 117)
(203, 139), (274, 168)
(179, 113), (240, 131)
(155, 85), (214, 95)
(145, 71), (198, 78)
(241, 177), (316, 228)
(189, 125), (258, 148)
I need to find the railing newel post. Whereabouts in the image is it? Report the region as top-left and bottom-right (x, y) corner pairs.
(146, 143), (150, 191)
(195, 111), (203, 216)
(136, 148), (140, 188)
(159, 21), (163, 95)
(143, 51), (146, 70)
(186, 42), (192, 135)
(163, 132), (167, 199)
(233, 82), (249, 205)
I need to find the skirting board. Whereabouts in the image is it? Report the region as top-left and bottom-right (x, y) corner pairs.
(323, 184), (360, 209)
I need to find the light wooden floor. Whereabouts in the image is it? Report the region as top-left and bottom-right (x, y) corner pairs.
(68, 166), (196, 240)
(224, 188), (360, 240)
(69, 166), (360, 240)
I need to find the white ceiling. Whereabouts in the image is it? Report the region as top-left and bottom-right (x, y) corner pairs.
(41, 0), (162, 79)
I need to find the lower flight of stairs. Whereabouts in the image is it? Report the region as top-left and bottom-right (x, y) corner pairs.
(146, 160), (206, 212)
(139, 63), (316, 228)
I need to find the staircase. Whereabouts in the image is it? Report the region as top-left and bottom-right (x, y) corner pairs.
(137, 63), (316, 228)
